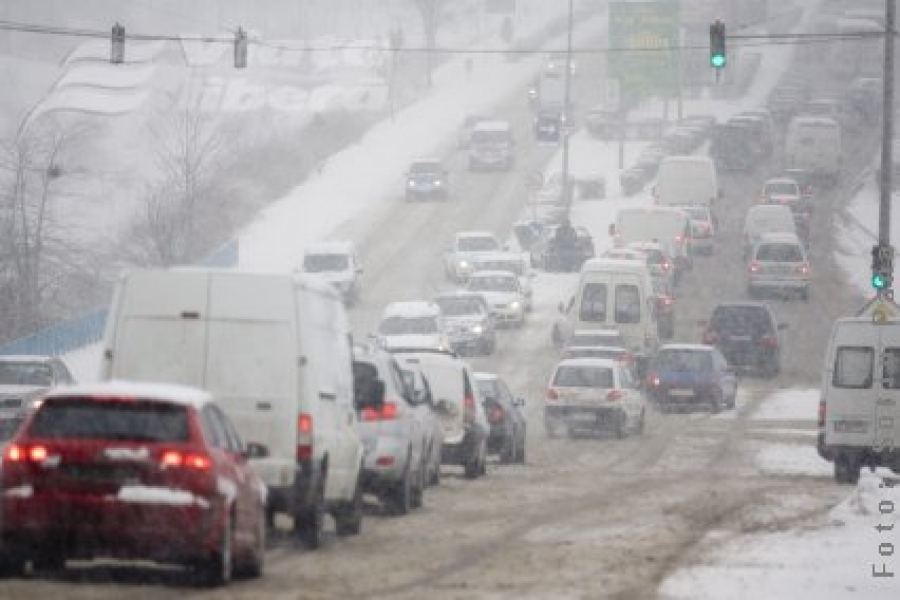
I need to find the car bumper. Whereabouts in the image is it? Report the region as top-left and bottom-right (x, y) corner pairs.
(748, 275), (809, 290)
(490, 306), (524, 324)
(361, 436), (412, 488)
(544, 405), (622, 428)
(1, 490), (221, 561)
(441, 426), (486, 466)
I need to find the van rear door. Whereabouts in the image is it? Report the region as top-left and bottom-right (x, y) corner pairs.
(875, 325), (900, 452)
(826, 321), (879, 448)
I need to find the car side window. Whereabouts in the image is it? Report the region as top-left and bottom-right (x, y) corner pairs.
(213, 405), (244, 454)
(833, 346), (873, 389)
(201, 406), (229, 450)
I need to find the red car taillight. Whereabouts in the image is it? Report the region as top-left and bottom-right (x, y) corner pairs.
(648, 374), (661, 388)
(463, 395), (478, 423)
(606, 389), (624, 401)
(160, 450), (212, 470)
(702, 330), (718, 345)
(489, 405), (504, 423)
(361, 401), (399, 422)
(4, 443), (47, 464)
(547, 387), (559, 401)
(748, 261), (760, 273)
(760, 334), (779, 348)
(797, 262), (810, 275)
(297, 413), (313, 464)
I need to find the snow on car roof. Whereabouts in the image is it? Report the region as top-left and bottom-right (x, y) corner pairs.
(468, 270), (517, 279)
(382, 301), (441, 318)
(0, 355), (58, 363)
(572, 328), (622, 336)
(555, 357), (621, 368)
(471, 120), (511, 132)
(456, 230), (497, 240)
(757, 231), (803, 244)
(474, 372), (499, 381)
(304, 240), (354, 254)
(43, 380), (212, 409)
(659, 343), (715, 352)
(764, 177), (799, 187)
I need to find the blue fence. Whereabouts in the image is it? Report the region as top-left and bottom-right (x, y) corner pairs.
(0, 239), (239, 356)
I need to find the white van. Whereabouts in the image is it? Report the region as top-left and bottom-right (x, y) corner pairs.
(553, 258), (659, 364)
(468, 120), (514, 171)
(393, 350), (490, 478)
(785, 116), (842, 183)
(100, 268), (365, 546)
(654, 155), (719, 208)
(819, 298), (900, 484)
(613, 207), (694, 278)
(742, 204), (796, 258)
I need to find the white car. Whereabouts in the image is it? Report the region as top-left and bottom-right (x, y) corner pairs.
(544, 358), (646, 438)
(466, 270), (527, 328)
(679, 205), (716, 256)
(469, 250), (534, 310)
(443, 231), (503, 283)
(301, 240), (363, 306)
(747, 232), (811, 301)
(377, 301), (451, 352)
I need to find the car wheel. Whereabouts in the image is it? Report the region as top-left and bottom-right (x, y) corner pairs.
(295, 479), (325, 549)
(0, 551), (25, 578)
(386, 463), (412, 515)
(835, 454), (861, 485)
(480, 441), (488, 476)
(410, 456), (426, 509)
(237, 504), (267, 578)
(500, 433), (516, 464)
(32, 551), (65, 572)
(430, 458), (441, 486)
(197, 509), (233, 587)
(464, 445), (481, 478)
(334, 470), (364, 536)
(710, 393), (722, 414)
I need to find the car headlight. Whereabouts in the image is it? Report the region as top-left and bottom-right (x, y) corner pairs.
(509, 301), (521, 310)
(471, 324), (484, 335)
(407, 180), (416, 187)
(435, 180), (443, 186)
(458, 260), (469, 269)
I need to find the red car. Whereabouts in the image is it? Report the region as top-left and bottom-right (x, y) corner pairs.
(0, 381), (267, 585)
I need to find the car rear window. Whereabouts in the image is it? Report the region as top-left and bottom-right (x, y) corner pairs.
(711, 306), (773, 334)
(615, 284), (641, 324)
(553, 365), (614, 388)
(579, 283), (607, 322)
(656, 350), (712, 372)
(832, 347), (873, 389)
(29, 398), (190, 442)
(756, 243), (803, 262)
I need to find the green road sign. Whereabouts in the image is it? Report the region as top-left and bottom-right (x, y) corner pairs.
(609, 1), (680, 96)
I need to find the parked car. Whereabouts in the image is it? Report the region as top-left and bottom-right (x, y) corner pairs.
(466, 270), (528, 327)
(474, 372), (526, 464)
(646, 344), (737, 413)
(544, 358), (646, 438)
(392, 350), (489, 478)
(0, 381), (268, 585)
(432, 291), (497, 356)
(747, 232), (811, 301)
(377, 301), (451, 352)
(701, 302), (787, 378)
(529, 224), (595, 272)
(352, 345), (431, 515)
(443, 231), (503, 283)
(405, 158), (448, 201)
(301, 240), (364, 306)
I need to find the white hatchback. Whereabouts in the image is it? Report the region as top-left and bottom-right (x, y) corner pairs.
(467, 270), (527, 327)
(543, 358), (646, 438)
(747, 232), (811, 301)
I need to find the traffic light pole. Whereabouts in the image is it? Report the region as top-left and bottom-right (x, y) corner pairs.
(876, 0), (896, 296)
(561, 0), (574, 211)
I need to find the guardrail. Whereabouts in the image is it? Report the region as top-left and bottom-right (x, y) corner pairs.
(0, 239), (239, 357)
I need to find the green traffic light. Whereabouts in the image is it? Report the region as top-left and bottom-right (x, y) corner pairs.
(874, 273), (887, 289)
(711, 54), (726, 68)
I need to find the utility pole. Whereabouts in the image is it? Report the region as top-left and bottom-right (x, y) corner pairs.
(561, 0), (575, 210)
(874, 0), (896, 296)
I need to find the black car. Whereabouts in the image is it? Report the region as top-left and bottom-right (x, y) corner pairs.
(701, 302), (787, 377)
(474, 372), (526, 464)
(405, 158), (448, 201)
(646, 344), (738, 413)
(530, 224), (595, 272)
(534, 109), (562, 142)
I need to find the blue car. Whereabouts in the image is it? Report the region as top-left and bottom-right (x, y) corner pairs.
(646, 344), (737, 413)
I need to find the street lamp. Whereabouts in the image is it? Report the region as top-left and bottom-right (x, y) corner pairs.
(560, 0), (575, 210)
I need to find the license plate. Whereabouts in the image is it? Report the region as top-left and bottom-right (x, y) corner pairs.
(729, 335), (752, 342)
(833, 420), (868, 434)
(570, 413), (597, 422)
(670, 389), (695, 397)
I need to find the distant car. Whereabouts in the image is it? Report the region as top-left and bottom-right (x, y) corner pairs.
(0, 355), (76, 453)
(529, 224), (595, 272)
(0, 381), (267, 584)
(469, 250), (534, 305)
(301, 240), (364, 306)
(352, 345), (431, 515)
(701, 302), (787, 378)
(458, 114), (488, 148)
(466, 271), (527, 327)
(432, 291), (497, 356)
(474, 372), (526, 464)
(747, 232), (811, 302)
(468, 120), (514, 171)
(377, 301), (451, 352)
(443, 231), (503, 283)
(780, 168), (816, 204)
(544, 358), (646, 438)
(646, 344), (737, 413)
(406, 158), (448, 201)
(623, 241), (677, 286)
(680, 205), (716, 256)
(742, 204), (797, 259)
(761, 177), (810, 239)
(534, 109), (562, 142)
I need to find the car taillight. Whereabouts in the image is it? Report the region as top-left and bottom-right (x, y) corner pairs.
(748, 261), (760, 273)
(606, 389), (624, 401)
(648, 374), (660, 388)
(361, 401), (399, 422)
(463, 395), (477, 422)
(818, 399), (826, 428)
(297, 413), (313, 464)
(160, 450), (211, 470)
(702, 330), (718, 345)
(797, 262), (810, 274)
(760, 334), (779, 348)
(661, 261), (672, 271)
(489, 406), (504, 423)
(547, 387), (559, 401)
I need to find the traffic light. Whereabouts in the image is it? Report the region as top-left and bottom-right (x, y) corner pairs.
(110, 22), (125, 64)
(710, 20), (726, 69)
(234, 27), (248, 68)
(872, 244), (894, 292)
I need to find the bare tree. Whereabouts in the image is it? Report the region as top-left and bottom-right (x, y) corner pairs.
(0, 121), (93, 337)
(125, 107), (233, 266)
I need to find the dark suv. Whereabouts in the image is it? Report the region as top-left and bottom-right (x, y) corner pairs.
(701, 302), (786, 377)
